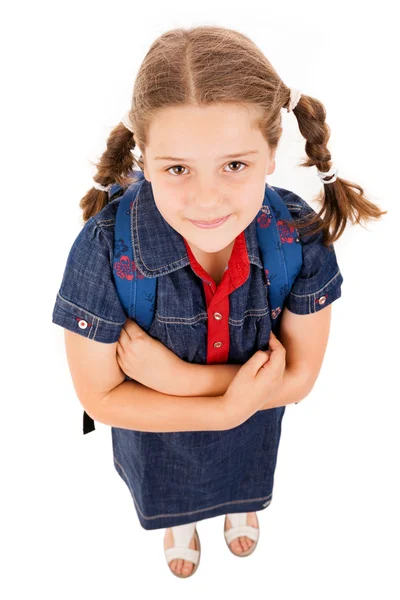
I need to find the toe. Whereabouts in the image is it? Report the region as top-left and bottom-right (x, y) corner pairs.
(239, 536), (249, 551)
(242, 536), (254, 551)
(230, 538), (242, 553)
(169, 559), (177, 572)
(182, 561), (193, 575)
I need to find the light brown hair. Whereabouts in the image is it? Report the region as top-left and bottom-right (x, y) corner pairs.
(81, 25), (386, 246)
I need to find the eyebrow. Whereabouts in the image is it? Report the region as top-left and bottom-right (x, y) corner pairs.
(154, 150), (260, 161)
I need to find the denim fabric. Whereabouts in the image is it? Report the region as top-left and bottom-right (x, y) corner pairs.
(52, 217), (127, 343)
(52, 180), (343, 530)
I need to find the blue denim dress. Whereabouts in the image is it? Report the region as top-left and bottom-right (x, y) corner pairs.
(52, 178), (343, 531)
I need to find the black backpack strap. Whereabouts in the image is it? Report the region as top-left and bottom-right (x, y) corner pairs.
(83, 410), (95, 434)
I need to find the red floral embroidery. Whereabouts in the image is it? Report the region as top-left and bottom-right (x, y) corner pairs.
(257, 212), (272, 228)
(114, 256), (145, 280)
(277, 219), (297, 244)
(271, 306), (281, 319)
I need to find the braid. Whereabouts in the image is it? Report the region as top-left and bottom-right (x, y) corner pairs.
(79, 118), (142, 223)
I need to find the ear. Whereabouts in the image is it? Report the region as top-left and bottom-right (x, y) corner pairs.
(140, 149), (151, 182)
(143, 165), (151, 182)
(266, 156), (276, 177)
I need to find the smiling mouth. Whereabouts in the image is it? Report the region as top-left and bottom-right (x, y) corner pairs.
(190, 215), (230, 224)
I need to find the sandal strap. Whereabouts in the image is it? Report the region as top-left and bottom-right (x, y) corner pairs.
(224, 513), (259, 544)
(164, 522), (200, 565)
(164, 546), (200, 564)
(224, 524), (259, 544)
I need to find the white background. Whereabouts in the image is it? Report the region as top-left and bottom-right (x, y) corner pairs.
(1, 0), (399, 598)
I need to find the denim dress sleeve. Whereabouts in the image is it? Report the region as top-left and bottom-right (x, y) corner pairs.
(285, 195), (344, 314)
(51, 217), (127, 343)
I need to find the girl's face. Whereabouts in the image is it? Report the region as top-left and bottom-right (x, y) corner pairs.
(140, 103), (276, 256)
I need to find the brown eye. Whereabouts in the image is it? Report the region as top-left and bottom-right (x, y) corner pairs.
(225, 161), (246, 173)
(167, 165), (188, 176)
(166, 161), (247, 176)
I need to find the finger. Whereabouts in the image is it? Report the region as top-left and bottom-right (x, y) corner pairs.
(118, 319), (135, 341)
(118, 327), (130, 346)
(268, 332), (281, 347)
(116, 340), (125, 358)
(120, 324), (132, 341)
(249, 350), (271, 375)
(123, 318), (143, 340)
(116, 349), (126, 370)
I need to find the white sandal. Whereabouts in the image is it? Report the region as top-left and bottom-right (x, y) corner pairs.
(224, 512), (260, 557)
(164, 521), (201, 578)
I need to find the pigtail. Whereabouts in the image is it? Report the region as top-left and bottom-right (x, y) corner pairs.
(79, 114), (143, 223)
(287, 91), (387, 247)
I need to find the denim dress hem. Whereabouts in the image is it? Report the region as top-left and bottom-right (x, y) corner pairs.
(111, 406), (286, 531)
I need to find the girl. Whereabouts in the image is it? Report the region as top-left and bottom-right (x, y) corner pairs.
(52, 25), (386, 579)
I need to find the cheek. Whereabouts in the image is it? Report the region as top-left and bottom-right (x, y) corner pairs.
(153, 198), (185, 231)
(153, 188), (186, 217)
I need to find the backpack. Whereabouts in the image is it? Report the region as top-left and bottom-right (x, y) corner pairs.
(83, 170), (303, 434)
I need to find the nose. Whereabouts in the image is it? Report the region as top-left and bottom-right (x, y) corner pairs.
(190, 181), (223, 211)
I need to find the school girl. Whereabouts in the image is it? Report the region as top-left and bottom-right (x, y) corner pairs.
(52, 25), (386, 579)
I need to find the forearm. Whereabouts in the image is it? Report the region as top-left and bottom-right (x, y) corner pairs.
(259, 365), (310, 410)
(174, 361), (309, 409)
(174, 361), (242, 397)
(94, 379), (229, 433)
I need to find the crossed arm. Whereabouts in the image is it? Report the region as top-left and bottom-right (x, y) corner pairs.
(160, 305), (332, 410)
(170, 359), (309, 410)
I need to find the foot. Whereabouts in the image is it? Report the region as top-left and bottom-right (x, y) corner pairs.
(163, 526), (198, 576)
(224, 512), (259, 554)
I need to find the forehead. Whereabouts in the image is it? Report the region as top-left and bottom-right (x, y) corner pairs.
(146, 103), (266, 157)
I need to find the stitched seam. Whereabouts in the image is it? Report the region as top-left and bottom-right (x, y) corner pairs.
(95, 213), (263, 270)
(134, 189), (186, 273)
(113, 456), (273, 521)
(94, 219), (116, 227)
(289, 270), (342, 298)
(56, 291), (126, 325)
(153, 307), (270, 325)
(100, 219), (261, 269)
(88, 218), (114, 257)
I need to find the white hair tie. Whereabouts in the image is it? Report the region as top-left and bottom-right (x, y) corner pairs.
(122, 110), (134, 133)
(316, 166), (339, 184)
(287, 87), (302, 113)
(93, 181), (112, 192)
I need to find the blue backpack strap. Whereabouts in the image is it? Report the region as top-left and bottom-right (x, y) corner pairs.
(82, 171), (156, 435)
(108, 180), (125, 200)
(112, 171), (157, 330)
(256, 184), (303, 334)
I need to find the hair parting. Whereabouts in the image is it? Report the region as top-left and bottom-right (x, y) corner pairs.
(80, 25), (386, 246)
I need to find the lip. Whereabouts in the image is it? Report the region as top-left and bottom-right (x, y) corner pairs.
(189, 214), (231, 229)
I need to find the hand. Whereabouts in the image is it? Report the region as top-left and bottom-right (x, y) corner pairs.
(222, 331), (286, 427)
(116, 319), (182, 394)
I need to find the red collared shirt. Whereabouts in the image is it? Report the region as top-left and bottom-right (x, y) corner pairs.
(183, 231), (250, 365)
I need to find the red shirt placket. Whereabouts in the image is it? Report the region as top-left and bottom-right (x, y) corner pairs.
(183, 232), (250, 365)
